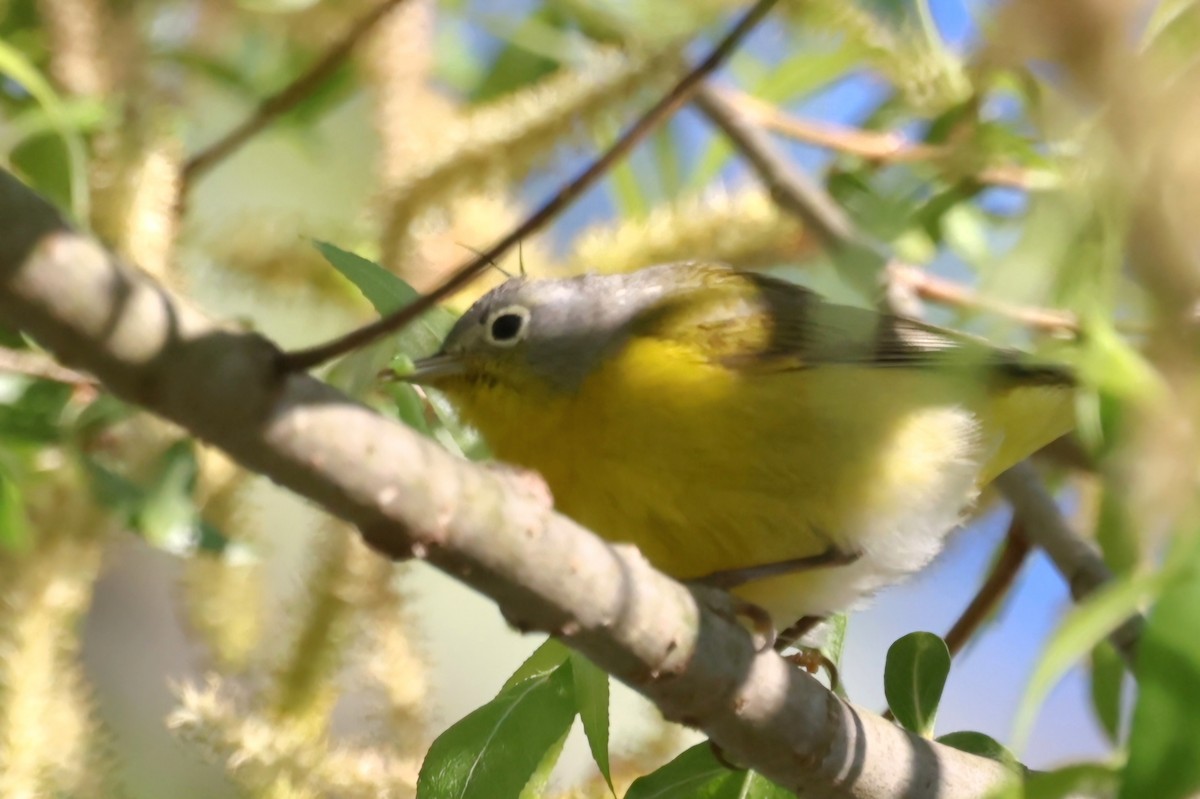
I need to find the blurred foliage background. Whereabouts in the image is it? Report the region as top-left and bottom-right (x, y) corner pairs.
(2, 0), (1200, 796)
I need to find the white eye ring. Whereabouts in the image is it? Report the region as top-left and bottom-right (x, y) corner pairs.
(484, 305), (531, 347)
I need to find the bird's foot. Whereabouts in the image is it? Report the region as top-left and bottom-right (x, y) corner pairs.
(687, 582), (777, 652)
(783, 647), (840, 691)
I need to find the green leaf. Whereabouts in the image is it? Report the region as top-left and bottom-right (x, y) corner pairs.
(1089, 641), (1125, 744)
(136, 439), (201, 549)
(1013, 569), (1164, 751)
(0, 379), (72, 444)
(936, 731), (1017, 767)
(314, 241), (416, 315)
(313, 240), (455, 349)
(884, 631), (951, 737)
(0, 467), (31, 552)
(1025, 763), (1119, 799)
(71, 394), (134, 441)
(81, 452), (231, 556)
(417, 660), (576, 799)
(10, 130), (72, 210)
(82, 456), (145, 518)
(1121, 554), (1200, 799)
(815, 614), (850, 698)
(570, 651), (613, 791)
(624, 742), (793, 799)
(0, 37), (89, 218)
(470, 6), (568, 104)
(753, 46), (868, 104)
(652, 125), (683, 201)
(503, 638), (571, 691)
(1095, 486), (1139, 576)
(519, 727), (571, 799)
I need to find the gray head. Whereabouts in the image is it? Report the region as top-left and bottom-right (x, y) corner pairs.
(406, 262), (717, 392)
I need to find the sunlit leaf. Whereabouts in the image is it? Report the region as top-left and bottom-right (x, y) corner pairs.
(137, 439), (201, 549)
(884, 631), (951, 737)
(503, 638), (571, 691)
(570, 651), (613, 791)
(1089, 641), (1125, 745)
(315, 241), (416, 314)
(471, 6), (569, 104)
(417, 660), (576, 799)
(936, 731), (1017, 767)
(1121, 546), (1200, 799)
(822, 613), (850, 698)
(1014, 570), (1164, 751)
(1095, 486), (1139, 576)
(0, 467), (31, 552)
(0, 38), (88, 217)
(624, 742), (792, 799)
(1025, 763), (1120, 799)
(0, 379), (71, 445)
(519, 727), (571, 799)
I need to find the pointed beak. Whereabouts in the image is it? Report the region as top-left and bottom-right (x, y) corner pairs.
(380, 352), (465, 386)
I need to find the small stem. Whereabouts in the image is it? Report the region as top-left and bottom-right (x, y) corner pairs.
(720, 87), (1056, 191)
(180, 0), (410, 196)
(0, 346), (94, 385)
(944, 521), (1031, 657)
(888, 263), (1080, 334)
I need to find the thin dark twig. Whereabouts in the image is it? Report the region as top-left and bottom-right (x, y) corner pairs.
(180, 0), (410, 194)
(883, 520), (1031, 722)
(278, 0), (782, 373)
(944, 520), (1031, 656)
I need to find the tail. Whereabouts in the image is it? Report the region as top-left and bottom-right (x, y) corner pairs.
(978, 376), (1076, 485)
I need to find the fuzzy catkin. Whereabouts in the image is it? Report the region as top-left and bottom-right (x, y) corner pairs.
(380, 47), (685, 268)
(569, 189), (818, 275)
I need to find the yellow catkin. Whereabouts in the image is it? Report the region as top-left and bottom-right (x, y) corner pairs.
(568, 189), (818, 275)
(90, 119), (183, 281)
(270, 524), (356, 730)
(37, 0), (115, 97)
(182, 448), (263, 672)
(378, 46), (685, 268)
(0, 470), (120, 798)
(201, 211), (369, 304)
(364, 0), (552, 292)
(786, 0), (968, 112)
(360, 560), (431, 761)
(171, 674), (420, 797)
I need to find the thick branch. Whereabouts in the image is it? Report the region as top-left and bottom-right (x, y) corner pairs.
(996, 462), (1143, 665)
(0, 170), (1012, 798)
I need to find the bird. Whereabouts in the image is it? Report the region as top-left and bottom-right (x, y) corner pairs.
(395, 261), (1074, 633)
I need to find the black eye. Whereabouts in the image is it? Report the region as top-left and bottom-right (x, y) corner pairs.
(490, 313), (524, 342)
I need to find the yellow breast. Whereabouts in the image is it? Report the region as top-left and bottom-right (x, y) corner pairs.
(448, 336), (1072, 623)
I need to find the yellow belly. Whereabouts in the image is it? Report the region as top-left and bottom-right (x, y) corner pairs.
(451, 337), (1072, 623)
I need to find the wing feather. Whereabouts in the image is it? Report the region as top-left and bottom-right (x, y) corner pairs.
(640, 267), (1071, 385)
